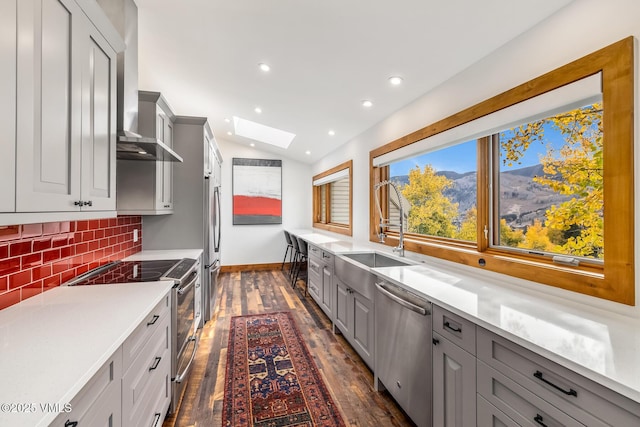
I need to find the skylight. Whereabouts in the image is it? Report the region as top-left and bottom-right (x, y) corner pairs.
(233, 116), (296, 149)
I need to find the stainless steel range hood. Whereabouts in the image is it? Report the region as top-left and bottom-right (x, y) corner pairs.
(117, 130), (184, 162)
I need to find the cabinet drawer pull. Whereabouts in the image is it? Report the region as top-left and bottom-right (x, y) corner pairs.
(432, 337), (440, 345)
(147, 315), (160, 326)
(73, 200), (82, 206)
(83, 200), (92, 207)
(152, 412), (162, 427)
(65, 421), (78, 427)
(149, 356), (162, 371)
(443, 321), (462, 333)
(534, 414), (548, 427)
(533, 370), (577, 397)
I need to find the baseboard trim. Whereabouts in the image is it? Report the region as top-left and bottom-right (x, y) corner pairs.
(220, 262), (290, 273)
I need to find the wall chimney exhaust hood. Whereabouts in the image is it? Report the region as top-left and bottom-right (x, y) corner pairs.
(117, 130), (184, 162)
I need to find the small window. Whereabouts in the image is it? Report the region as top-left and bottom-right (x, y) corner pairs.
(313, 160), (352, 236)
(494, 102), (603, 262)
(387, 140), (477, 242)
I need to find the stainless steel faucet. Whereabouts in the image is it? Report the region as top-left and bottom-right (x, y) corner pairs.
(374, 180), (405, 257)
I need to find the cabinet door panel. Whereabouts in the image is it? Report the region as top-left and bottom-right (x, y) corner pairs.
(433, 332), (476, 427)
(81, 30), (116, 210)
(0, 0), (16, 212)
(352, 291), (373, 368)
(16, 0), (82, 211)
(321, 266), (332, 316)
(334, 281), (349, 334)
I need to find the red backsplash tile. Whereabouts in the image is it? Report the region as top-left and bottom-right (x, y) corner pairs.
(0, 216), (142, 310)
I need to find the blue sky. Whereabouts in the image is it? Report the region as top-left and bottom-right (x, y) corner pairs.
(389, 127), (565, 176)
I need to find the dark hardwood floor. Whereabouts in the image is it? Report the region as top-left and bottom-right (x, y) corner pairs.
(163, 268), (415, 427)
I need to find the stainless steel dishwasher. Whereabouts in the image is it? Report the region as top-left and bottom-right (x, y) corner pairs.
(375, 279), (432, 427)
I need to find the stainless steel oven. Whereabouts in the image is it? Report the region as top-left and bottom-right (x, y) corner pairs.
(65, 258), (200, 413)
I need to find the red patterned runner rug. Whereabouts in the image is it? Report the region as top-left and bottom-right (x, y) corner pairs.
(222, 311), (345, 427)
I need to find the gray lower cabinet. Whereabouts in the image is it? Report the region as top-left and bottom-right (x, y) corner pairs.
(432, 305), (477, 427)
(307, 244), (334, 319)
(477, 327), (640, 426)
(334, 276), (374, 369)
(432, 332), (477, 427)
(477, 395), (519, 427)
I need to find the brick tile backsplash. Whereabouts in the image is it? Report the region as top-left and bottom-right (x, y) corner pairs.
(0, 216), (142, 310)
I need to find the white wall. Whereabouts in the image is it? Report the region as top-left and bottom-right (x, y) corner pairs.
(217, 138), (312, 266)
(313, 0), (640, 315)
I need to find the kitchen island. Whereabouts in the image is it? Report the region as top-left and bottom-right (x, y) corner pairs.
(0, 281), (174, 426)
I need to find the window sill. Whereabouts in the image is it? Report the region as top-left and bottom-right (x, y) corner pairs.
(313, 222), (352, 236)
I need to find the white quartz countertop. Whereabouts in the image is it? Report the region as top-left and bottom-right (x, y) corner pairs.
(124, 248), (203, 262)
(0, 281), (174, 427)
(291, 228), (640, 404)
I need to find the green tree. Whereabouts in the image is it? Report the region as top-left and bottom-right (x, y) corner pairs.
(501, 103), (603, 258)
(402, 165), (459, 237)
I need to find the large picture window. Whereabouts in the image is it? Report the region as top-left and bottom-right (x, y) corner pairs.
(370, 38), (633, 304)
(313, 160), (353, 236)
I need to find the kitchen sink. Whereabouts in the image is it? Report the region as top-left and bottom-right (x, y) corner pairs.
(335, 252), (413, 298)
(340, 252), (413, 268)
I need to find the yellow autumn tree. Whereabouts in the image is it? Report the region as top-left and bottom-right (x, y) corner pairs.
(456, 206), (477, 241)
(402, 165), (459, 237)
(517, 219), (558, 252)
(500, 219), (525, 247)
(501, 103), (603, 258)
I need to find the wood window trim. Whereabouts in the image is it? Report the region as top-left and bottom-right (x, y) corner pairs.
(313, 160), (353, 236)
(369, 37), (634, 305)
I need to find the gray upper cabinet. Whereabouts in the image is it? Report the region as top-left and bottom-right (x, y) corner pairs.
(117, 91), (176, 214)
(2, 0), (122, 224)
(0, 0), (17, 213)
(80, 16), (118, 211)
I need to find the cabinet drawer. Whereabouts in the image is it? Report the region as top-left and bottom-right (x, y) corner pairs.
(433, 305), (476, 355)
(308, 275), (321, 303)
(477, 394), (520, 427)
(51, 347), (122, 426)
(321, 250), (334, 265)
(478, 360), (585, 427)
(123, 294), (170, 370)
(123, 314), (171, 426)
(308, 244), (322, 261)
(308, 257), (322, 278)
(477, 327), (640, 426)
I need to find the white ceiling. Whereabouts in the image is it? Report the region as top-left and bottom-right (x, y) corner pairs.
(135, 0), (573, 164)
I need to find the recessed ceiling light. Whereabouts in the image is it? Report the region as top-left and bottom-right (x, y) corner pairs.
(233, 116), (296, 149)
(250, 143), (255, 147)
(388, 76), (404, 85)
(328, 130), (335, 136)
(138, 151), (147, 155)
(362, 100), (373, 108)
(258, 63), (270, 72)
(305, 150), (311, 155)
(224, 117), (230, 123)
(254, 107), (262, 114)
(227, 131), (232, 136)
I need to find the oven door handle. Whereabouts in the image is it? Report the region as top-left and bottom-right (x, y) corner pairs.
(174, 335), (198, 383)
(177, 271), (198, 295)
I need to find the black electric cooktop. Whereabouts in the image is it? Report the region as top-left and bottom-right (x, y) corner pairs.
(70, 260), (180, 285)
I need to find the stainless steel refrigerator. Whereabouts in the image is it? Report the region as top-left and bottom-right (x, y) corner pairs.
(141, 116), (222, 328)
